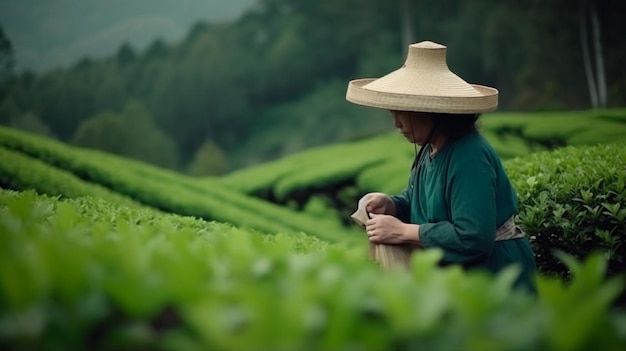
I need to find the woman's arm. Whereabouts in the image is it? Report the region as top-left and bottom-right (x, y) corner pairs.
(365, 214), (420, 245)
(419, 151), (497, 265)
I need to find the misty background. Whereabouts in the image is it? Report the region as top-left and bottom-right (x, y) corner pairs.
(0, 0), (624, 176)
(0, 0), (255, 72)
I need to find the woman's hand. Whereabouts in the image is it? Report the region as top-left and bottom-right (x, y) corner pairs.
(361, 192), (396, 216)
(365, 213), (420, 244)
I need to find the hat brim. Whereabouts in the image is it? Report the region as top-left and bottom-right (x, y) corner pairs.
(346, 78), (499, 114)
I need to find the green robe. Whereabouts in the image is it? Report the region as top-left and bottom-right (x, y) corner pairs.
(390, 131), (537, 292)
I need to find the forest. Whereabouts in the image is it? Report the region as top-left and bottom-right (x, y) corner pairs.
(0, 0), (624, 174)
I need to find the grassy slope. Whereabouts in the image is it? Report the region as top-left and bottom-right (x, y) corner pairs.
(217, 109), (626, 198)
(1, 108), (625, 245)
(2, 111), (626, 350)
(0, 127), (363, 244)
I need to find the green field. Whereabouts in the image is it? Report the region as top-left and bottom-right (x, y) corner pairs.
(217, 109), (626, 221)
(1, 109), (626, 350)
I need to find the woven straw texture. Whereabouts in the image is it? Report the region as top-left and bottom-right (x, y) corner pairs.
(346, 41), (498, 113)
(369, 242), (419, 270)
(351, 195), (420, 271)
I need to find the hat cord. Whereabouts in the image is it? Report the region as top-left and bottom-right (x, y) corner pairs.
(410, 119), (436, 171)
(409, 118), (437, 218)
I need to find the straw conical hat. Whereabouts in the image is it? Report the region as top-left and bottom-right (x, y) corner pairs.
(346, 41), (498, 113)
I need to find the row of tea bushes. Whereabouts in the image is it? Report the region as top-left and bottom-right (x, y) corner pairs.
(228, 137), (626, 301)
(219, 109), (626, 202)
(480, 109), (626, 148)
(0, 126), (362, 243)
(506, 143), (626, 280)
(1, 189), (625, 351)
(356, 142), (626, 298)
(216, 110), (626, 234)
(218, 132), (411, 199)
(2, 124), (623, 287)
(0, 146), (142, 209)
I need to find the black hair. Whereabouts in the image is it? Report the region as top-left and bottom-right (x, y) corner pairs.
(431, 113), (480, 140)
(403, 111), (481, 171)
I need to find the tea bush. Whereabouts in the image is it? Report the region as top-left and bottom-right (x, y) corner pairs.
(220, 109), (626, 200)
(1, 190), (625, 351)
(0, 127), (361, 243)
(480, 109), (626, 148)
(507, 143), (626, 280)
(0, 146), (142, 209)
(219, 132), (410, 198)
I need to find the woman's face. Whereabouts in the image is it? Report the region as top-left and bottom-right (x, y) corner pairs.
(391, 110), (434, 145)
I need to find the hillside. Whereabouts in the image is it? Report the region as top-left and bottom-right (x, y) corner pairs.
(0, 125), (364, 244)
(218, 109), (626, 217)
(1, 109), (625, 236)
(2, 0), (625, 177)
(0, 0), (255, 72)
(1, 108), (624, 280)
(1, 114), (625, 349)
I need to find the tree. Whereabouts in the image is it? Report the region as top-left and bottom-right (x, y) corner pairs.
(186, 140), (229, 176)
(0, 95), (21, 125)
(71, 100), (179, 170)
(580, 0), (607, 108)
(399, 0), (415, 56)
(0, 25), (15, 103)
(8, 112), (53, 137)
(144, 38), (169, 60)
(116, 42), (136, 66)
(2, 0), (625, 173)
(0, 26), (14, 83)
(122, 100), (179, 169)
(71, 111), (130, 155)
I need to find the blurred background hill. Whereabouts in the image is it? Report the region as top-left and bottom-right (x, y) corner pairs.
(0, 0), (255, 72)
(0, 0), (624, 175)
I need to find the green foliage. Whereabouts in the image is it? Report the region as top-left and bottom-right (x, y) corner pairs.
(219, 109), (626, 200)
(0, 95), (19, 125)
(71, 100), (179, 170)
(0, 126), (362, 243)
(116, 43), (136, 66)
(231, 80), (393, 168)
(0, 25), (13, 83)
(2, 107), (626, 307)
(480, 130), (534, 159)
(537, 251), (626, 351)
(301, 195), (341, 223)
(218, 114), (626, 290)
(481, 109), (626, 148)
(71, 111), (129, 153)
(186, 140), (229, 176)
(356, 160), (410, 195)
(0, 190), (333, 350)
(4, 0), (624, 172)
(506, 143), (626, 279)
(0, 146), (141, 209)
(6, 112), (53, 138)
(1, 189), (625, 350)
(220, 131), (411, 198)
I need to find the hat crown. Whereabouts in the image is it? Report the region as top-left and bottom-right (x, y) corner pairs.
(345, 40), (499, 114)
(405, 41), (448, 70)
(366, 40), (481, 98)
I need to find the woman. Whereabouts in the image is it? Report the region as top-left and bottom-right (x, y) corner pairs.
(345, 41), (537, 292)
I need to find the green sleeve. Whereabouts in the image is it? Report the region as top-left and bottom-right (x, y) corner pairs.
(390, 188), (411, 223)
(419, 150), (497, 265)
(390, 167), (416, 223)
